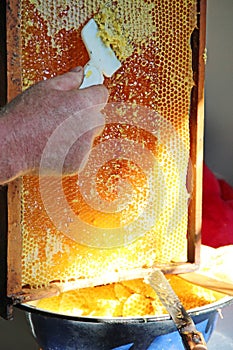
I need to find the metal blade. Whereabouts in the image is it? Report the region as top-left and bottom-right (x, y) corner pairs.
(145, 269), (208, 350)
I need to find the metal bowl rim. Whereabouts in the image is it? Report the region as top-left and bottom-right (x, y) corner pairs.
(18, 296), (233, 324)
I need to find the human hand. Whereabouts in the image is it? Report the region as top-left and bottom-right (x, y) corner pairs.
(0, 67), (108, 184)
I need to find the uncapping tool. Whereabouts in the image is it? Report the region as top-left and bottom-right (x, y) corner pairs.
(145, 269), (208, 350)
(80, 18), (121, 89)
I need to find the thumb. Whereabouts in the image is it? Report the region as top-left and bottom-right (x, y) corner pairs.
(48, 67), (84, 91)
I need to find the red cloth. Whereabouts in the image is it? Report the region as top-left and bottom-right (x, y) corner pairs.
(202, 164), (233, 247)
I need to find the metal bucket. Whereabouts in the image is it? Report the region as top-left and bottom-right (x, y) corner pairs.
(19, 297), (232, 350)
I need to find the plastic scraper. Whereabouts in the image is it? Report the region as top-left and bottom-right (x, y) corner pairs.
(80, 18), (122, 89)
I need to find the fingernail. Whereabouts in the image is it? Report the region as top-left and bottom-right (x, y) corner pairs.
(70, 66), (83, 73)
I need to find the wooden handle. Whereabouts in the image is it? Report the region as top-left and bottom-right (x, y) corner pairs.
(178, 273), (233, 296)
(181, 331), (208, 350)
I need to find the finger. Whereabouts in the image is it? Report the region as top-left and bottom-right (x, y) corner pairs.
(75, 84), (109, 111)
(63, 129), (96, 174)
(92, 118), (105, 137)
(47, 67), (84, 91)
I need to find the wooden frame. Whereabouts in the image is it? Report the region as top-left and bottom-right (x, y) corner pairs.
(0, 0), (207, 319)
(0, 0), (8, 319)
(188, 0), (207, 265)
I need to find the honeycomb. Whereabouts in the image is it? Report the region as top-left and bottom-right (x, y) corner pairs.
(35, 276), (224, 317)
(20, 0), (197, 288)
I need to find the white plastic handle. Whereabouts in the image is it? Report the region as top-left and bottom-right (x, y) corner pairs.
(80, 61), (104, 89)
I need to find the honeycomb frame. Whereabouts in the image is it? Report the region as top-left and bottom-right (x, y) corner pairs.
(0, 0), (206, 319)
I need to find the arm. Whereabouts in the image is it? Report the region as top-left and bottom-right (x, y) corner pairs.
(0, 67), (108, 184)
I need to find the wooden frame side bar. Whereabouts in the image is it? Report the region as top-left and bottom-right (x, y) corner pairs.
(6, 0), (23, 295)
(0, 186), (11, 319)
(0, 0), (23, 319)
(0, 0), (12, 319)
(0, 0), (7, 107)
(188, 0), (207, 265)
